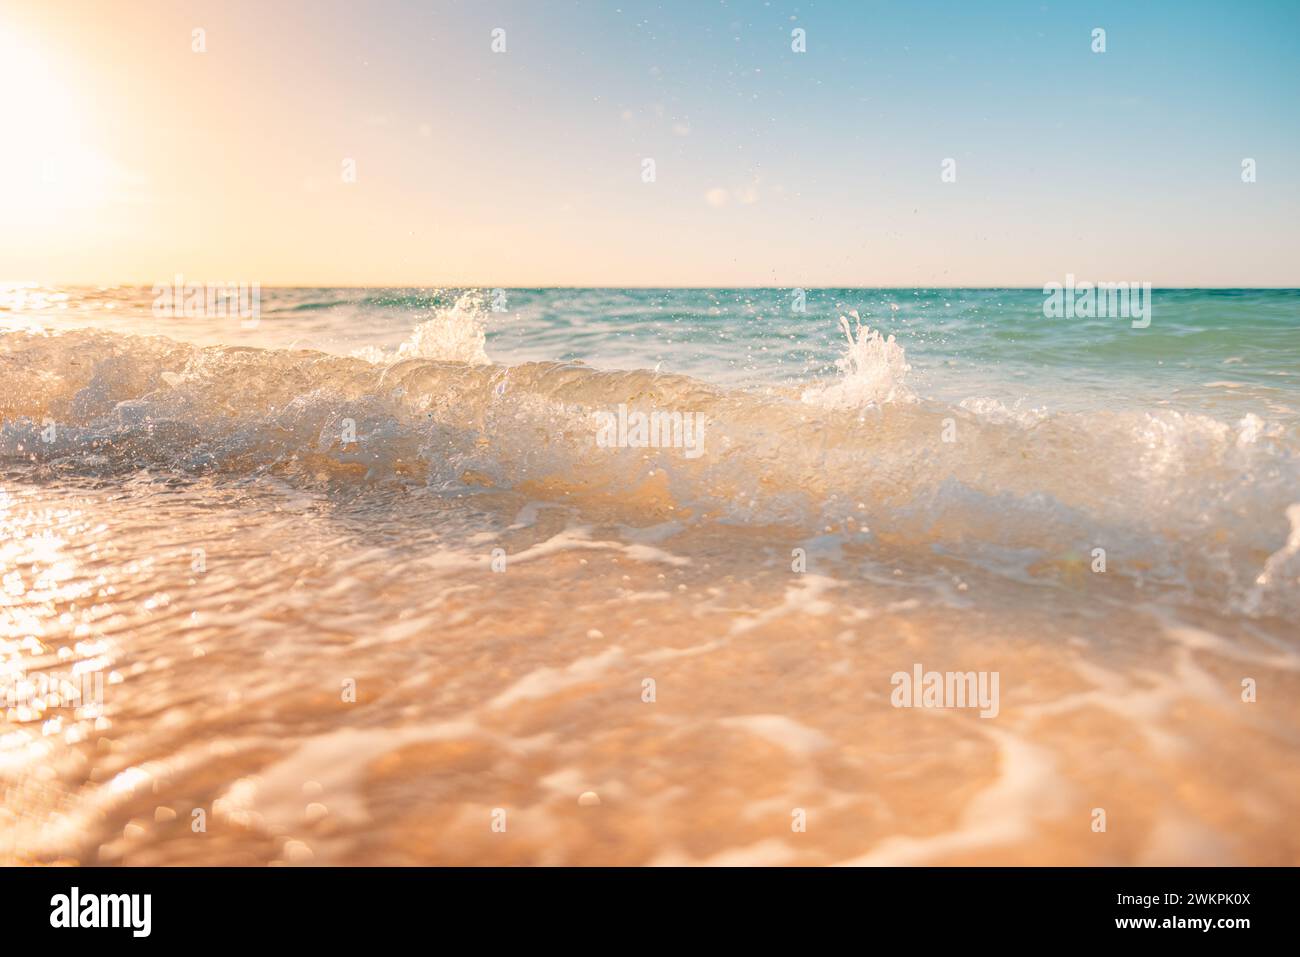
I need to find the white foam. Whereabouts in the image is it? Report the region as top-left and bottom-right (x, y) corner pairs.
(352, 290), (490, 366)
(718, 714), (830, 757)
(489, 647), (626, 710)
(836, 728), (1063, 866)
(801, 313), (914, 409)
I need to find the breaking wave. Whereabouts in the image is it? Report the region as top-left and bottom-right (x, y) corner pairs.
(1, 308), (1297, 619)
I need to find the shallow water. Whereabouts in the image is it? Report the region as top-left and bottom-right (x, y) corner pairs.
(1, 286), (1297, 865)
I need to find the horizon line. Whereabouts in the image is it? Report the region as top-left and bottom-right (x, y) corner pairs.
(6, 282), (1300, 292)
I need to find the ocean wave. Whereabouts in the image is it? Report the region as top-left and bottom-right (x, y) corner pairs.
(1, 311), (1297, 618)
(263, 290), (459, 315)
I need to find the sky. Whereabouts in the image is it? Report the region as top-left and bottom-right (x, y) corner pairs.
(1, 0), (1297, 286)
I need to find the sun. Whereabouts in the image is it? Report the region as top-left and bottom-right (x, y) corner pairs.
(0, 20), (126, 215)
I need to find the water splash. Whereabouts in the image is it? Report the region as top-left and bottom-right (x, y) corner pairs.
(801, 311), (913, 409)
(351, 289), (490, 366)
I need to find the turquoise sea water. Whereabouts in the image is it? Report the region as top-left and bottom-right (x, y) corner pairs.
(6, 286), (1296, 419)
(496, 288), (1300, 417)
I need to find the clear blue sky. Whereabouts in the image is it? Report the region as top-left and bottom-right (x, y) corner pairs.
(3, 0), (1297, 285)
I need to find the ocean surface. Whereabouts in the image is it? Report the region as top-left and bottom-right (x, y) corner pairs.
(1, 285), (1297, 865)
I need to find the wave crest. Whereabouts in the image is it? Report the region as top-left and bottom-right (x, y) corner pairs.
(349, 289), (490, 366)
(1, 322), (1297, 617)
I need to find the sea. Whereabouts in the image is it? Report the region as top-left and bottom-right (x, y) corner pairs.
(1, 285), (1297, 865)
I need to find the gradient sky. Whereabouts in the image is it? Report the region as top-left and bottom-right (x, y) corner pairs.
(1, 0), (1297, 286)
